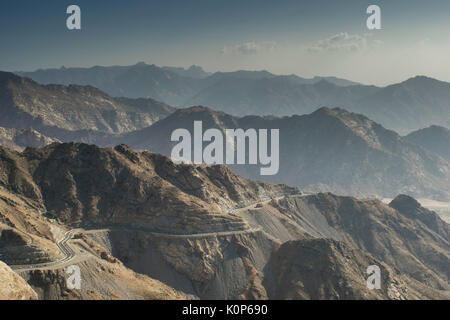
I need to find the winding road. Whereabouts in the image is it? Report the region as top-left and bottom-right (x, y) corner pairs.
(10, 229), (82, 271)
(10, 193), (302, 272)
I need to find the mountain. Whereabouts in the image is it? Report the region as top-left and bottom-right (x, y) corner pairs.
(355, 76), (450, 134)
(0, 71), (174, 139)
(405, 125), (450, 161)
(119, 106), (450, 201)
(0, 143), (448, 299)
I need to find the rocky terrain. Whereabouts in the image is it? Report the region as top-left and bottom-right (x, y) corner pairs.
(264, 239), (419, 300)
(118, 106), (450, 201)
(0, 143), (448, 300)
(0, 261), (38, 299)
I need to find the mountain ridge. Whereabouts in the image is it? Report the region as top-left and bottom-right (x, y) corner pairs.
(16, 64), (450, 133)
(118, 106), (450, 201)
(0, 71), (175, 139)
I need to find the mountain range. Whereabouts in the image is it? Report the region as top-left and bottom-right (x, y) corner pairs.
(118, 106), (450, 201)
(18, 63), (450, 133)
(0, 71), (174, 140)
(0, 72), (448, 201)
(18, 63), (360, 108)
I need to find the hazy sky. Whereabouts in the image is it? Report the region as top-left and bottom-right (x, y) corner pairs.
(1, 0), (450, 85)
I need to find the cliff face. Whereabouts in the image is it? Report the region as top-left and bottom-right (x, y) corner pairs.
(0, 143), (448, 300)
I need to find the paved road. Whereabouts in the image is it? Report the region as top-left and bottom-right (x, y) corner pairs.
(10, 193), (304, 271)
(10, 229), (83, 271)
(83, 225), (262, 239)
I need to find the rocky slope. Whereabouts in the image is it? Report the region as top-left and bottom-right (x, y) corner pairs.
(119, 106), (450, 201)
(0, 261), (38, 299)
(16, 239), (192, 300)
(273, 193), (450, 290)
(0, 143), (448, 300)
(264, 239), (416, 300)
(0, 142), (295, 233)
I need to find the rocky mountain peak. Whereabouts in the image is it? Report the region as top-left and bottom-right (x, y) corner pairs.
(389, 194), (422, 214)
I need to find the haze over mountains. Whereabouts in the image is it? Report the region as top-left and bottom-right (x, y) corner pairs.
(119, 106), (450, 201)
(0, 71), (449, 202)
(18, 63), (450, 134)
(18, 63), (360, 107)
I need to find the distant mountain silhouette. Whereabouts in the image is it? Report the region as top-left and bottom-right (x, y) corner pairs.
(19, 64), (450, 133)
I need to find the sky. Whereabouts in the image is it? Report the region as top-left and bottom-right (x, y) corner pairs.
(1, 0), (450, 86)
